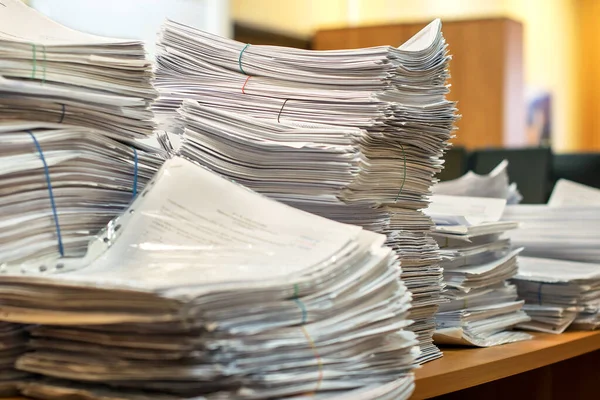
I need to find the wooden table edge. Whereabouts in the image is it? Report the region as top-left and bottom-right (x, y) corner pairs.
(412, 331), (600, 399)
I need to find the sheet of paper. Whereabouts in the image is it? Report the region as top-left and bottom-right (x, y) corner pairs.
(426, 194), (507, 225)
(548, 179), (600, 207)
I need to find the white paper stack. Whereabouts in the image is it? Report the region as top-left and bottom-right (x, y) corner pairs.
(0, 0), (156, 142)
(155, 19), (457, 363)
(514, 257), (600, 333)
(2, 157), (418, 399)
(0, 123), (164, 265)
(503, 180), (600, 333)
(425, 195), (531, 346)
(0, 322), (28, 396)
(0, 2), (165, 393)
(503, 180), (600, 263)
(433, 160), (522, 204)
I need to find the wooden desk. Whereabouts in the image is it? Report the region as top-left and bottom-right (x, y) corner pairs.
(7, 331), (600, 400)
(412, 330), (600, 399)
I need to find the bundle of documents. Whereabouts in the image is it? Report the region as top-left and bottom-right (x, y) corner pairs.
(514, 257), (600, 333)
(0, 3), (165, 393)
(0, 0), (156, 142)
(0, 123), (163, 265)
(433, 160), (522, 204)
(503, 180), (600, 263)
(503, 181), (600, 332)
(3, 157), (418, 399)
(156, 18), (457, 363)
(0, 322), (28, 396)
(0, 2), (166, 265)
(425, 195), (531, 346)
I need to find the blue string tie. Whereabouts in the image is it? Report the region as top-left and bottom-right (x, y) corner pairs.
(28, 131), (64, 257)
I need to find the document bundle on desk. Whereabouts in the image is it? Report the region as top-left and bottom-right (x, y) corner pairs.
(0, 0), (461, 398)
(503, 179), (600, 333)
(6, 0), (600, 397)
(425, 193), (531, 346)
(7, 157), (418, 400)
(0, 0), (166, 392)
(155, 17), (458, 364)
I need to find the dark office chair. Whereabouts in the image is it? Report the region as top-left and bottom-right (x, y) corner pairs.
(552, 153), (600, 189)
(437, 146), (469, 182)
(469, 147), (553, 204)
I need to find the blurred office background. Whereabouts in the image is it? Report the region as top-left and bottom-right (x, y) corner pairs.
(23, 0), (600, 198)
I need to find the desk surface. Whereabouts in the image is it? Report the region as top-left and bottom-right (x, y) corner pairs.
(6, 331), (600, 400)
(412, 330), (600, 399)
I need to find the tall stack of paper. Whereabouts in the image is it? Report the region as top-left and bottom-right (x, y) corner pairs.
(0, 0), (156, 142)
(0, 2), (165, 393)
(503, 180), (600, 333)
(155, 19), (457, 363)
(514, 257), (600, 333)
(3, 157), (418, 400)
(425, 195), (531, 346)
(0, 0), (164, 265)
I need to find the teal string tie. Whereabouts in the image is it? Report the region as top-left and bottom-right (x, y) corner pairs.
(292, 284), (308, 325)
(238, 43), (250, 75)
(41, 44), (47, 84)
(31, 43), (37, 79)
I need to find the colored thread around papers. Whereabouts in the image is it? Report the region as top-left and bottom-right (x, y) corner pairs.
(238, 44), (250, 75)
(293, 283), (322, 394)
(463, 298), (468, 309)
(277, 99), (290, 123)
(292, 284), (308, 324)
(300, 325), (324, 394)
(241, 76), (251, 94)
(132, 148), (139, 199)
(294, 298), (308, 325)
(31, 43), (37, 79)
(28, 131), (64, 257)
(41, 44), (47, 84)
(538, 282), (544, 305)
(394, 143), (407, 202)
(58, 104), (66, 123)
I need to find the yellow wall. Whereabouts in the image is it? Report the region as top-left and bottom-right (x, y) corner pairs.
(577, 0), (600, 150)
(232, 0), (581, 151)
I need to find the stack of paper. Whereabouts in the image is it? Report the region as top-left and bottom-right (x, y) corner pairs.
(433, 160), (522, 204)
(0, 1), (165, 266)
(0, 2), (165, 393)
(503, 180), (600, 333)
(503, 180), (600, 263)
(514, 257), (600, 333)
(425, 195), (531, 346)
(0, 0), (156, 143)
(3, 157), (418, 400)
(156, 18), (457, 363)
(0, 124), (163, 265)
(0, 322), (28, 396)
